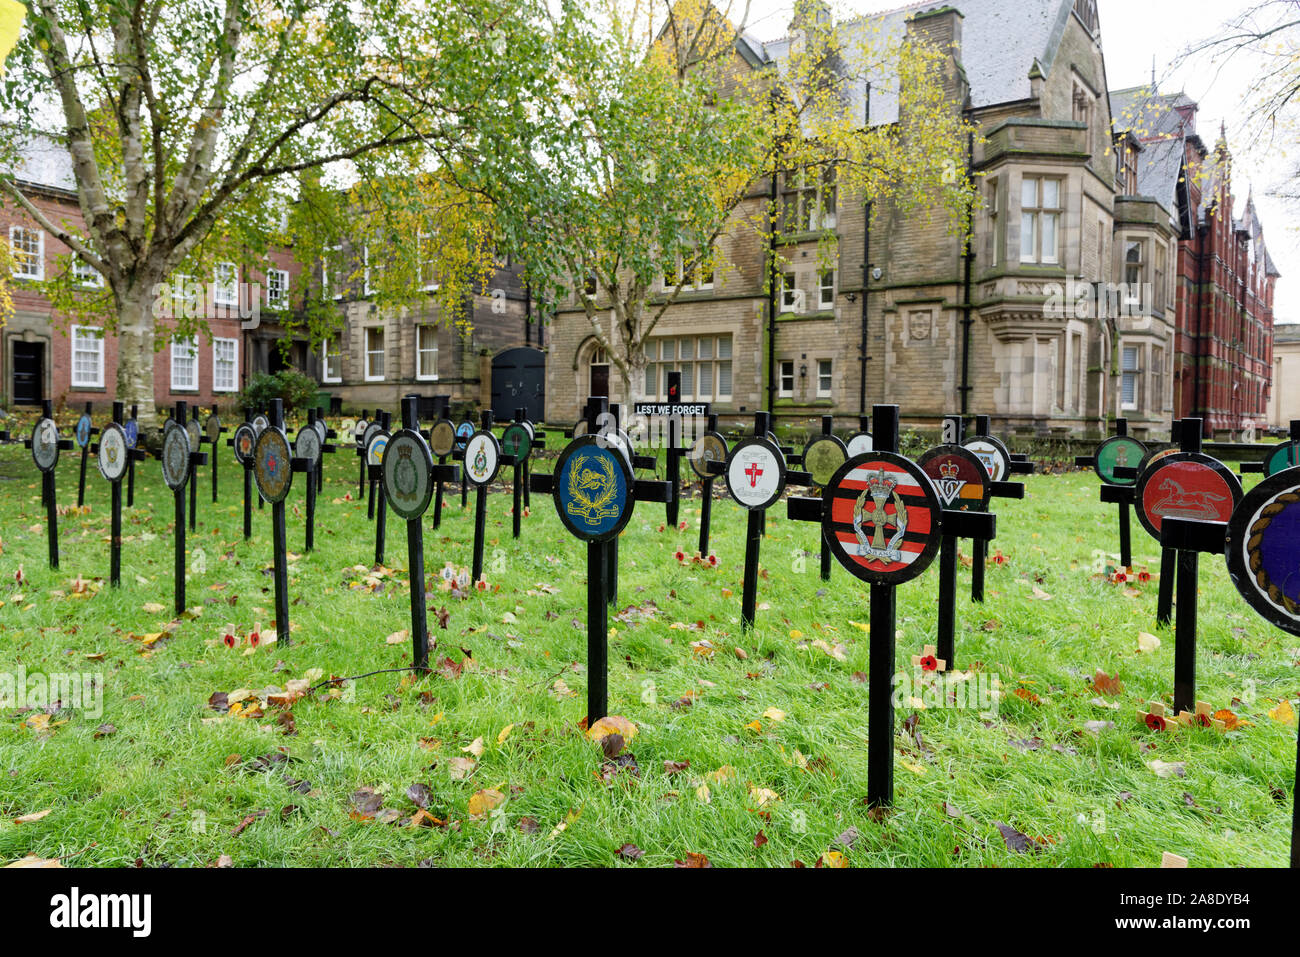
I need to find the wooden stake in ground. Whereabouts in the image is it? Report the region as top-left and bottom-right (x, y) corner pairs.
(252, 399), (295, 643)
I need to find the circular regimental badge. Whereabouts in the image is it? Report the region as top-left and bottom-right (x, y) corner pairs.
(362, 422), (383, 458)
(430, 419), (456, 458)
(31, 418), (60, 472)
(1135, 452), (1242, 540)
(366, 430), (390, 468)
(725, 437), (786, 510)
(252, 414), (269, 436)
(295, 425), (321, 468)
(383, 429), (435, 521)
(253, 427), (292, 503)
(233, 424), (256, 465)
(963, 435), (1011, 482)
(1263, 440), (1300, 477)
(1094, 435), (1148, 486)
(206, 413), (222, 444)
(845, 431), (874, 457)
(821, 453), (943, 585)
(186, 417), (202, 451)
(124, 419), (139, 448)
(314, 418), (327, 443)
(162, 424), (192, 490)
(455, 421), (474, 451)
(802, 435), (849, 488)
(354, 419), (369, 450)
(1225, 470), (1300, 636)
(918, 444), (991, 512)
(97, 422), (128, 482)
(688, 431), (728, 480)
(553, 434), (634, 542)
(464, 431), (501, 486)
(1137, 444), (1180, 481)
(501, 422), (532, 463)
(75, 412), (92, 449)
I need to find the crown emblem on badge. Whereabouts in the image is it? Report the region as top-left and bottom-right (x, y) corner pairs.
(866, 467), (896, 498)
(939, 461), (959, 480)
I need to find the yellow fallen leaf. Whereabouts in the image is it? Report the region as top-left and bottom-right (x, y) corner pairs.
(900, 761), (927, 775)
(497, 724), (514, 744)
(385, 629), (409, 645)
(14, 809), (52, 824)
(788, 629), (804, 640)
(448, 756), (477, 780)
(4, 855), (62, 868)
(142, 602), (165, 614)
(762, 707), (786, 722)
(461, 736), (485, 757)
(587, 715), (637, 742)
(749, 786), (779, 807)
(819, 850), (849, 868)
(1269, 699), (1296, 725)
(695, 782), (711, 803)
(467, 788), (505, 818)
(706, 765), (735, 784)
(1138, 632), (1161, 653)
(744, 719), (763, 733)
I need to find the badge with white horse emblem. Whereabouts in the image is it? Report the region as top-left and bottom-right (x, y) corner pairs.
(1135, 453), (1241, 540)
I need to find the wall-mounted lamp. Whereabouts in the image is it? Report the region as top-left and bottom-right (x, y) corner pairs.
(800, 363), (808, 380)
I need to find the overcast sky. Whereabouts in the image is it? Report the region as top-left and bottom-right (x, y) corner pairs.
(734, 0), (1298, 322)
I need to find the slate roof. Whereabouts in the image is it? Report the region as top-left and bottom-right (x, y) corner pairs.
(747, 0), (1078, 126)
(7, 128), (75, 193)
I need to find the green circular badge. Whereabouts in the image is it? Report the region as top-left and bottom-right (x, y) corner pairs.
(1094, 435), (1147, 486)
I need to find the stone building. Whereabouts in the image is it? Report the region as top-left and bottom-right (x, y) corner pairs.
(1269, 323), (1300, 430)
(546, 0), (1193, 440)
(1110, 89), (1280, 438)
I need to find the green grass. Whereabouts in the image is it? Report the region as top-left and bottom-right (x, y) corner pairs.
(0, 418), (1296, 868)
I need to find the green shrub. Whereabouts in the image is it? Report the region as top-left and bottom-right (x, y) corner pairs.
(236, 369), (319, 416)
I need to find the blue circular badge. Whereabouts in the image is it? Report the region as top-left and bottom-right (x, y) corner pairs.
(124, 419), (139, 448)
(75, 413), (92, 449)
(455, 421), (474, 450)
(553, 435), (634, 542)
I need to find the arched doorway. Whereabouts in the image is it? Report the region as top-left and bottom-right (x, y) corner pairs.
(491, 347), (546, 422)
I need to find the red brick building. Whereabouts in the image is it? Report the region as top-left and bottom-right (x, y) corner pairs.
(1111, 91), (1280, 437)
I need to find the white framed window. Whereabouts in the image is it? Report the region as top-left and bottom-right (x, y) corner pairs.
(365, 327), (385, 381)
(416, 324), (439, 380)
(661, 246), (715, 292)
(817, 359), (832, 398)
(642, 334), (732, 402)
(73, 258), (103, 288)
(1124, 239), (1146, 307)
(171, 335), (198, 391)
(418, 232), (438, 291)
(778, 360), (795, 397)
(1020, 176), (1061, 264)
(818, 270), (835, 310)
(213, 262), (238, 306)
(782, 165), (837, 232)
(363, 244), (375, 297)
(321, 336), (342, 383)
(10, 226), (44, 280)
(70, 325), (104, 388)
(172, 273), (198, 315)
(780, 271), (801, 314)
(213, 337), (238, 392)
(323, 244), (343, 300)
(266, 268), (289, 308)
(1120, 345), (1139, 411)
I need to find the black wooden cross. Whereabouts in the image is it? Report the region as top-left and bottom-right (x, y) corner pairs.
(75, 401), (97, 508)
(785, 405), (947, 808)
(1159, 515), (1226, 716)
(226, 418), (257, 541)
(1075, 417), (1141, 569)
(90, 401), (146, 587)
(370, 411), (392, 564)
(529, 394), (671, 723)
(967, 414), (1029, 603)
(165, 400), (209, 615)
(928, 415), (998, 669)
(208, 404), (226, 503)
(356, 408), (371, 500)
(188, 405), (202, 533)
(691, 413), (724, 558)
(265, 399), (299, 643)
(710, 410), (812, 631)
(24, 399), (75, 569)
(1131, 419), (1195, 627)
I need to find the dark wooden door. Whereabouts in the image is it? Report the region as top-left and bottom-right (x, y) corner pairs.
(590, 364), (609, 399)
(490, 347), (547, 422)
(12, 341), (43, 406)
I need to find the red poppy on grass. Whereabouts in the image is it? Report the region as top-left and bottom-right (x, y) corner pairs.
(1145, 712), (1167, 732)
(475, 578), (488, 592)
(1138, 570), (1152, 583)
(223, 633), (239, 649)
(674, 550), (687, 563)
(248, 631), (261, 648)
(920, 655), (939, 672)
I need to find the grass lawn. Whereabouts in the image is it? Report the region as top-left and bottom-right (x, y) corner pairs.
(0, 420), (1295, 868)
